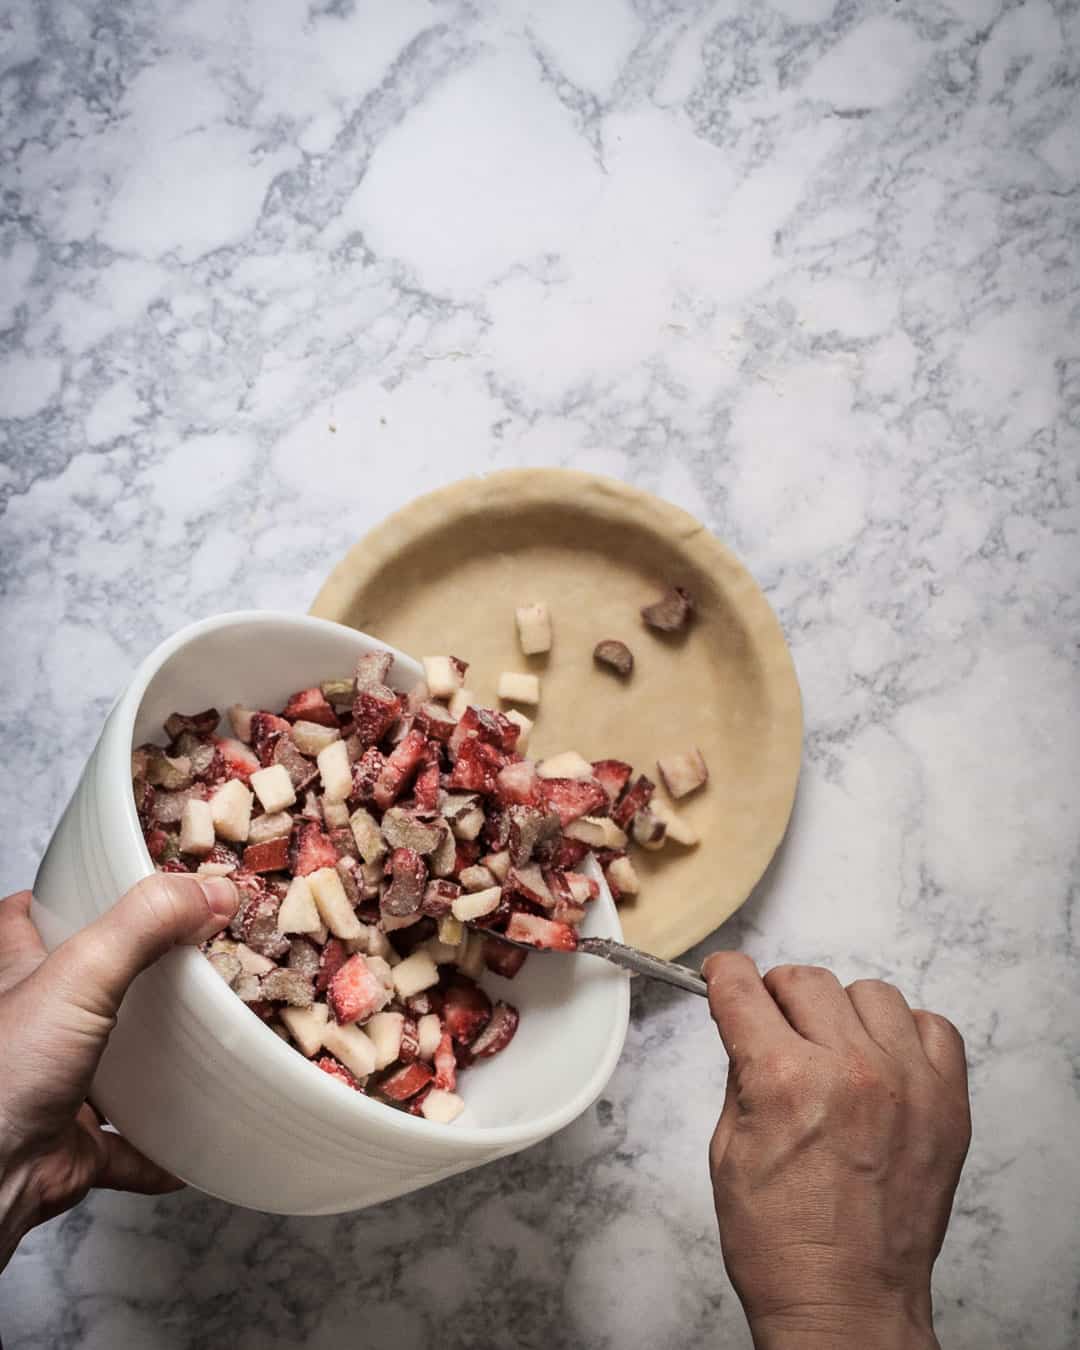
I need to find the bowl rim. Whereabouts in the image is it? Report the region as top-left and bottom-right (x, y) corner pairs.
(111, 609), (630, 1150)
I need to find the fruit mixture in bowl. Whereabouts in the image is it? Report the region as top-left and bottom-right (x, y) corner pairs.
(130, 604), (706, 1123)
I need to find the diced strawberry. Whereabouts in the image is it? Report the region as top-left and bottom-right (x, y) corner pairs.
(453, 840), (481, 874)
(355, 650), (393, 689)
(481, 806), (511, 852)
(413, 701), (457, 743)
(373, 729), (430, 810)
(281, 686), (339, 727)
(433, 1031), (457, 1091)
(399, 1015), (420, 1063)
(329, 954), (389, 1025)
(470, 1001), (520, 1058)
(413, 756), (442, 814)
(380, 1060), (434, 1101)
(483, 936), (528, 980)
(143, 827), (171, 862)
(242, 836), (290, 874)
(506, 863), (554, 909)
(442, 977), (492, 1046)
(494, 759), (540, 807)
(592, 758), (633, 804)
(382, 847), (428, 918)
(352, 685), (402, 749)
(539, 777), (609, 827)
(250, 712), (292, 767)
(611, 774), (655, 830)
(159, 858), (191, 873)
(506, 912), (578, 951)
(315, 1055), (365, 1091)
(291, 819), (339, 875)
(351, 746), (386, 802)
(203, 841), (241, 873)
(449, 706), (519, 759)
(421, 878), (461, 918)
(448, 737), (504, 793)
(316, 937), (349, 994)
(214, 736), (260, 782)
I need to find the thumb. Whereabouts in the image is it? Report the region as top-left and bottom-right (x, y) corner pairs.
(38, 872), (240, 1024)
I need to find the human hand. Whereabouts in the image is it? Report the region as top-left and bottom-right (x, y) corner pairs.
(704, 955), (971, 1350)
(0, 874), (240, 1271)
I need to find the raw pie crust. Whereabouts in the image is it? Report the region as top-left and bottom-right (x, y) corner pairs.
(311, 469), (802, 960)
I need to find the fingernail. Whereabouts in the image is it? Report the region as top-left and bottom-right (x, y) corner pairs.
(200, 877), (239, 919)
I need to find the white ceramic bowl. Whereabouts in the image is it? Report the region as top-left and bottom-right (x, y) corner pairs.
(32, 611), (630, 1215)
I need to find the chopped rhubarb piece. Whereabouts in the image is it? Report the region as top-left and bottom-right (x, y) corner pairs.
(656, 749), (709, 799)
(470, 1001), (520, 1058)
(287, 937), (322, 977)
(506, 912), (578, 951)
(381, 808), (443, 855)
(414, 701), (457, 743)
(335, 854), (362, 905)
(421, 655), (467, 700)
(352, 682), (402, 748)
(351, 746), (387, 802)
(482, 936), (528, 980)
(593, 639), (634, 676)
(380, 1060), (434, 1102)
(611, 774), (655, 829)
(165, 708), (220, 741)
(448, 737), (505, 794)
(421, 1088), (465, 1123)
(249, 763), (296, 815)
(282, 686), (338, 727)
(328, 826), (359, 863)
(210, 779), (253, 843)
(259, 968), (314, 1008)
(442, 977), (492, 1046)
(133, 778), (155, 824)
(346, 806), (385, 864)
(591, 758), (633, 804)
(508, 806), (560, 867)
(373, 729), (429, 810)
(538, 777), (609, 828)
(249, 712), (291, 766)
(145, 749), (194, 790)
(515, 602), (551, 655)
(355, 649), (394, 689)
(238, 893), (291, 960)
(290, 719), (341, 757)
(243, 836), (290, 874)
(494, 759), (540, 806)
(451, 885), (502, 922)
(413, 757), (441, 814)
(421, 878), (461, 918)
(641, 584), (694, 632)
(316, 937), (349, 994)
(273, 735), (320, 791)
(329, 953), (390, 1025)
(497, 671), (540, 705)
(291, 820), (339, 876)
(382, 847), (428, 919)
(315, 1055), (365, 1091)
(540, 835), (590, 870)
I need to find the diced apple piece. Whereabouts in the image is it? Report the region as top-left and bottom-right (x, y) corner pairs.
(438, 914), (465, 947)
(515, 603), (552, 655)
(308, 866), (365, 940)
(503, 708), (533, 753)
(365, 1011), (405, 1070)
(391, 949), (440, 999)
(422, 1089), (465, 1124)
(422, 656), (466, 700)
(280, 1002), (329, 1057)
(448, 687), (474, 718)
(497, 672), (540, 705)
(179, 798), (214, 856)
(656, 749), (708, 799)
(458, 864), (496, 892)
(416, 1012), (442, 1061)
(277, 875), (322, 934)
(451, 886), (502, 922)
(482, 850), (511, 882)
(606, 855), (640, 896)
(249, 763), (296, 815)
(290, 720), (342, 756)
(651, 798), (700, 846)
(320, 1021), (377, 1080)
(228, 705), (256, 742)
(247, 810), (294, 844)
(536, 751), (594, 781)
(317, 739), (352, 803)
(209, 779), (253, 843)
(197, 860), (237, 878)
(366, 927), (398, 964)
(564, 815), (628, 849)
(321, 799), (349, 829)
(348, 806), (387, 863)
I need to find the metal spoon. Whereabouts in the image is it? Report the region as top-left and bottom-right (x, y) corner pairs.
(473, 927), (708, 998)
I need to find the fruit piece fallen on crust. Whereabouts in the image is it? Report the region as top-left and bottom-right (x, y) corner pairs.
(650, 798), (700, 846)
(593, 639), (634, 677)
(421, 655), (467, 700)
(641, 585), (694, 632)
(515, 603), (552, 655)
(179, 798), (215, 856)
(563, 815), (628, 849)
(248, 811), (294, 844)
(605, 854), (640, 897)
(497, 672), (540, 705)
(656, 748), (709, 799)
(210, 779), (253, 843)
(631, 809), (667, 850)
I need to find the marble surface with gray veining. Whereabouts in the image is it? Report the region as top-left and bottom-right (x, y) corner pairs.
(1, 0), (1078, 1346)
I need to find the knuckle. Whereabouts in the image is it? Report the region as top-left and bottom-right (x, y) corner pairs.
(130, 873), (194, 935)
(848, 977), (899, 1002)
(917, 1009), (965, 1048)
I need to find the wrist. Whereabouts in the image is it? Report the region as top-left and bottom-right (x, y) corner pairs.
(0, 1141), (37, 1273)
(750, 1305), (939, 1350)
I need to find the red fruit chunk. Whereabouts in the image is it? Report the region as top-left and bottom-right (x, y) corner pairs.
(611, 774), (655, 830)
(352, 685), (402, 749)
(164, 708), (220, 740)
(159, 858), (191, 873)
(144, 827), (171, 862)
(242, 837), (290, 874)
(538, 835), (590, 870)
(413, 756), (441, 813)
(405, 990), (443, 1017)
(508, 805), (560, 867)
(592, 759), (633, 804)
(413, 701), (457, 743)
(483, 936), (528, 980)
(538, 777), (609, 827)
(373, 729), (430, 810)
(380, 1060), (434, 1102)
(316, 937), (349, 994)
(245, 1000), (277, 1023)
(215, 737), (260, 782)
(250, 712), (292, 767)
(449, 738), (505, 793)
(506, 863), (554, 909)
(421, 878), (461, 918)
(291, 819), (339, 876)
(316, 1055), (365, 1091)
(442, 977), (493, 1046)
(282, 686), (338, 727)
(433, 1031), (457, 1091)
(329, 954), (388, 1025)
(351, 746), (386, 802)
(355, 649), (393, 689)
(382, 847), (428, 918)
(273, 735), (320, 790)
(449, 705), (519, 758)
(203, 841), (241, 873)
(494, 760), (540, 807)
(506, 912), (578, 951)
(470, 1001), (520, 1058)
(453, 840), (481, 874)
(399, 1015), (420, 1063)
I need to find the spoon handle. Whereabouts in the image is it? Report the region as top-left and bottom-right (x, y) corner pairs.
(577, 936), (709, 997)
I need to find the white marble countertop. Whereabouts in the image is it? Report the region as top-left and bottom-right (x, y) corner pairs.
(2, 1), (1078, 1346)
